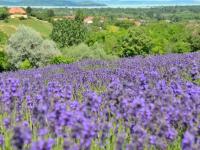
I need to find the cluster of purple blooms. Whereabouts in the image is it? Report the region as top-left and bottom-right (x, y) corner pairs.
(0, 52), (199, 150)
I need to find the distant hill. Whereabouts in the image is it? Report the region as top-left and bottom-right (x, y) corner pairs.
(0, 0), (106, 6)
(102, 0), (200, 5)
(0, 0), (200, 7)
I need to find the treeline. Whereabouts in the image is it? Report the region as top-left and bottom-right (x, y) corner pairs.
(31, 6), (200, 21)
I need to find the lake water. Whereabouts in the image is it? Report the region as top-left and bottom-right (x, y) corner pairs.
(1, 3), (200, 8)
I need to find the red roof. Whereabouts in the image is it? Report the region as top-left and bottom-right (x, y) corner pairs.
(8, 7), (26, 15)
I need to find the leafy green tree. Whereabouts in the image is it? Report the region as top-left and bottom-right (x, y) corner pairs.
(0, 8), (8, 20)
(188, 29), (200, 52)
(145, 22), (190, 54)
(26, 7), (32, 15)
(51, 20), (87, 47)
(118, 28), (152, 57)
(7, 26), (61, 69)
(115, 20), (134, 29)
(75, 10), (85, 23)
(47, 9), (55, 18)
(0, 51), (9, 72)
(172, 42), (190, 53)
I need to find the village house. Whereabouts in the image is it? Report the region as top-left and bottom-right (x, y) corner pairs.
(8, 7), (27, 19)
(133, 20), (142, 26)
(99, 17), (105, 23)
(84, 16), (94, 24)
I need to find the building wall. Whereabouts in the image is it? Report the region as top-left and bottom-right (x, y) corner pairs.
(10, 14), (28, 19)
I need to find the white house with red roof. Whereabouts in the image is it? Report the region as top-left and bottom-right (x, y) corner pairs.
(8, 7), (27, 19)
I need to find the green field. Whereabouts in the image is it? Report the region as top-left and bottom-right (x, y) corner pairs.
(0, 17), (52, 38)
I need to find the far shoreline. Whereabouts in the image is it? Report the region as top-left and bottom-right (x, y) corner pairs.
(1, 4), (200, 9)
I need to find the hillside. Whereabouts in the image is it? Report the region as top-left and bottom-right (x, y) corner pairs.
(0, 17), (52, 38)
(102, 0), (200, 5)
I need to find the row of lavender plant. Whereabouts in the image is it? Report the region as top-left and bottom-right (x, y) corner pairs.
(0, 52), (199, 150)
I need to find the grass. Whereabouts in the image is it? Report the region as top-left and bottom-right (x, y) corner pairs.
(0, 17), (52, 38)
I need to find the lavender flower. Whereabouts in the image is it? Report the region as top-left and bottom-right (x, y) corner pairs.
(0, 52), (199, 149)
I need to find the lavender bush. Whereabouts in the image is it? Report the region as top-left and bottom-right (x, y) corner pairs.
(0, 52), (199, 150)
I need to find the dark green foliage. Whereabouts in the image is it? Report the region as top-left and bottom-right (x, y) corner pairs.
(86, 27), (127, 56)
(31, 12), (48, 21)
(26, 7), (32, 15)
(86, 31), (106, 46)
(47, 9), (55, 18)
(144, 22), (190, 54)
(31, 9), (55, 21)
(51, 56), (76, 64)
(188, 28), (200, 52)
(0, 8), (8, 20)
(0, 51), (9, 72)
(0, 31), (7, 45)
(189, 35), (200, 52)
(0, 31), (7, 52)
(51, 20), (87, 47)
(114, 20), (134, 29)
(75, 10), (85, 23)
(118, 28), (152, 57)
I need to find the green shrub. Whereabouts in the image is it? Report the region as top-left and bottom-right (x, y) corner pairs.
(51, 56), (76, 64)
(0, 31), (8, 52)
(0, 8), (8, 20)
(26, 7), (32, 15)
(145, 22), (190, 54)
(188, 29), (200, 52)
(6, 26), (61, 69)
(51, 20), (87, 47)
(86, 28), (127, 55)
(63, 43), (117, 60)
(115, 20), (134, 29)
(47, 9), (55, 18)
(19, 59), (32, 70)
(171, 42), (190, 53)
(0, 51), (9, 72)
(0, 31), (7, 45)
(118, 28), (152, 57)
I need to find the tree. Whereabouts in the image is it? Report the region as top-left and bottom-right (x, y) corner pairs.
(75, 10), (84, 23)
(47, 9), (55, 18)
(26, 7), (32, 15)
(0, 8), (8, 20)
(118, 28), (152, 57)
(6, 26), (61, 69)
(0, 51), (9, 72)
(51, 20), (87, 47)
(188, 29), (200, 52)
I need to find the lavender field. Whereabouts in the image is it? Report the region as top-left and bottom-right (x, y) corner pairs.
(0, 52), (199, 150)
